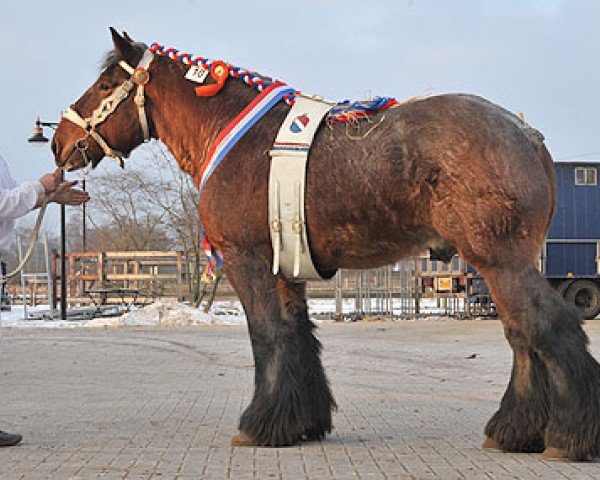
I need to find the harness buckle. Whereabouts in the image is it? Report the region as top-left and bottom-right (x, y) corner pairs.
(271, 219), (282, 233)
(75, 137), (90, 152)
(134, 92), (145, 107)
(291, 219), (303, 235)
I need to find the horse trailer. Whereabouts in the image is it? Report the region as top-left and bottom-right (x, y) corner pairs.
(541, 160), (600, 319)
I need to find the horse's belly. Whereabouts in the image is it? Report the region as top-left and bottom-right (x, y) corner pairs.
(308, 210), (442, 271)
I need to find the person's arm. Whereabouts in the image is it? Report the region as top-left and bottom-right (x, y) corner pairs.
(0, 181), (45, 220)
(0, 171), (62, 219)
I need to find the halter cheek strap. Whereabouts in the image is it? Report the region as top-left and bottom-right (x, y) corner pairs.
(62, 49), (154, 167)
(118, 50), (154, 140)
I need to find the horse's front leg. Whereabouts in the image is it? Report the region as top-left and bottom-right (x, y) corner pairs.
(224, 247), (336, 446)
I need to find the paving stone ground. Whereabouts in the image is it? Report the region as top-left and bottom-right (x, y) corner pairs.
(1, 319), (600, 479)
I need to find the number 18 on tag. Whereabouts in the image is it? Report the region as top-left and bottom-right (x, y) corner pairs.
(185, 65), (209, 84)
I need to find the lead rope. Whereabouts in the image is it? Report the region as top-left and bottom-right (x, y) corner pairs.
(0, 199), (48, 366)
(0, 168), (65, 284)
(0, 196), (47, 333)
(0, 167), (64, 376)
(1, 199), (50, 283)
(0, 165), (70, 284)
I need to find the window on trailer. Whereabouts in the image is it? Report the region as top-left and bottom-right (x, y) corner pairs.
(575, 167), (597, 186)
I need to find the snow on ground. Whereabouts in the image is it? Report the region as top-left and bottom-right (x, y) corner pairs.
(0, 301), (247, 329)
(0, 305), (62, 328)
(0, 298), (457, 329)
(119, 300), (246, 326)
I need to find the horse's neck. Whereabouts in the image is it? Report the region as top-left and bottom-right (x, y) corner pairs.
(151, 70), (256, 183)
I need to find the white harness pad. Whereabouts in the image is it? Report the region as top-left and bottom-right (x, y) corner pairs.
(269, 95), (333, 281)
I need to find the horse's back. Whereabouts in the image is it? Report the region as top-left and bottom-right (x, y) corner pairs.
(313, 92), (549, 192)
(307, 93), (555, 271)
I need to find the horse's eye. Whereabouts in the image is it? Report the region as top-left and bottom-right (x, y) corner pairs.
(99, 84), (111, 91)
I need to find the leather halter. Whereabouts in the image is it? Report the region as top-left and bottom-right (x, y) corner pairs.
(62, 49), (154, 168)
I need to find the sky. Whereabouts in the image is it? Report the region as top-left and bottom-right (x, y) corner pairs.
(0, 0), (598, 226)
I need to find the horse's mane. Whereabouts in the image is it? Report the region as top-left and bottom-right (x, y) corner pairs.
(148, 43), (287, 99)
(100, 41), (399, 123)
(145, 43), (400, 122)
(100, 41), (278, 98)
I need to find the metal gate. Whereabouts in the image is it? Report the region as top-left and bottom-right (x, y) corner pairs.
(308, 260), (417, 320)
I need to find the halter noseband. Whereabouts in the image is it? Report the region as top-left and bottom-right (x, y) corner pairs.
(62, 49), (154, 168)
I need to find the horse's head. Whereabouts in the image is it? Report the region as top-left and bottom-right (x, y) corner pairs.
(53, 28), (154, 171)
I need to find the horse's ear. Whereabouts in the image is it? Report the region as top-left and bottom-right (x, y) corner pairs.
(122, 31), (134, 43)
(109, 27), (134, 62)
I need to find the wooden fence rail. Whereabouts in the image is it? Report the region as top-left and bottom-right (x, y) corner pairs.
(48, 250), (215, 307)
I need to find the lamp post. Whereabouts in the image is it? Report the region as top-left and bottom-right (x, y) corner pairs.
(29, 118), (88, 252)
(28, 118), (68, 320)
(27, 118), (58, 144)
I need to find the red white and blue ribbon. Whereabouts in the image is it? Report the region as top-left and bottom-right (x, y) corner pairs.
(198, 81), (295, 272)
(201, 236), (222, 277)
(199, 81), (295, 192)
(150, 42), (297, 106)
(328, 96), (399, 123)
(150, 41), (399, 278)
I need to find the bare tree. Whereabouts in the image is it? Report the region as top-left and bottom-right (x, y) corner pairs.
(82, 142), (206, 301)
(84, 161), (173, 251)
(135, 144), (205, 303)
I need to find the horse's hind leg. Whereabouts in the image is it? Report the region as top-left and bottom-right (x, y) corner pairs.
(223, 248), (336, 446)
(482, 265), (600, 460)
(481, 268), (550, 453)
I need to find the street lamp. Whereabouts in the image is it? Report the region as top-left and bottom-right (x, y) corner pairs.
(28, 118), (58, 144)
(28, 117), (67, 320)
(29, 121), (88, 253)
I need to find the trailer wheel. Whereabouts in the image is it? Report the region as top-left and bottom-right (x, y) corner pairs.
(563, 280), (600, 320)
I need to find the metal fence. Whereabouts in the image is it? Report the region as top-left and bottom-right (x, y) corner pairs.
(307, 256), (495, 320)
(308, 260), (419, 320)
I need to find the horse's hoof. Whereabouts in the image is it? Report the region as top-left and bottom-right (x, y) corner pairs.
(231, 432), (256, 447)
(542, 447), (569, 461)
(482, 436), (504, 452)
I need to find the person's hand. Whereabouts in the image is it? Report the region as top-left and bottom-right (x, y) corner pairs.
(48, 181), (90, 206)
(38, 171), (62, 194)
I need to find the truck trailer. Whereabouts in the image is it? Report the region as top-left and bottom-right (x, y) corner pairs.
(542, 160), (600, 319)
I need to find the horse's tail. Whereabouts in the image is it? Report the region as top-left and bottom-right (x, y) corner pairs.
(536, 142), (557, 235)
(519, 121), (557, 235)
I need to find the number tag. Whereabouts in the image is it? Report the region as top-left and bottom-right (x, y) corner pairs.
(185, 66), (209, 84)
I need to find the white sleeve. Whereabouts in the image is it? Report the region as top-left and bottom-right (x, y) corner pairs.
(0, 181), (44, 220)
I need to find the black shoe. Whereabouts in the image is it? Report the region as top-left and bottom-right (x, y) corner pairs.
(0, 430), (22, 447)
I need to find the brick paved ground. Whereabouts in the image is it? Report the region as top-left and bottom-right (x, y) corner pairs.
(1, 319), (600, 479)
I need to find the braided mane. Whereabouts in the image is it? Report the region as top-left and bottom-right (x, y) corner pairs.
(102, 41), (399, 124)
(149, 43), (297, 106)
(148, 42), (399, 123)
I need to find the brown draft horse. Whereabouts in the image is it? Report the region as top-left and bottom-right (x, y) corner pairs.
(52, 29), (600, 461)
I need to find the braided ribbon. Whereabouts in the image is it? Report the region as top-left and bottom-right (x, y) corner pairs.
(150, 42), (297, 105)
(150, 42), (399, 125)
